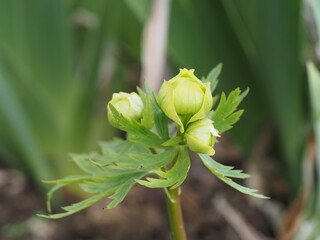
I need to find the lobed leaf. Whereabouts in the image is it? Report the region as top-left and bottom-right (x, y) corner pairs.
(40, 170), (148, 219)
(38, 192), (111, 219)
(98, 139), (151, 169)
(136, 147), (190, 189)
(70, 153), (109, 175)
(204, 63), (222, 93)
(109, 104), (164, 147)
(198, 154), (268, 199)
(212, 88), (248, 134)
(129, 148), (178, 170)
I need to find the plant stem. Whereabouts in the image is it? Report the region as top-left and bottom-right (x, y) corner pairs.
(164, 187), (187, 240)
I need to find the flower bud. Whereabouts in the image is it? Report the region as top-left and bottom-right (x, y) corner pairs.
(157, 69), (212, 132)
(185, 118), (219, 155)
(107, 92), (144, 127)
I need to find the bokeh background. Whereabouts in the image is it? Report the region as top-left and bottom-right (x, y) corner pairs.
(1, 0), (320, 239)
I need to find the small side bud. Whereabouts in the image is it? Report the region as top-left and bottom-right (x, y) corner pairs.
(107, 92), (144, 127)
(185, 118), (219, 155)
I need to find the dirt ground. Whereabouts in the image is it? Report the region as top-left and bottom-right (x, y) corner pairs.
(0, 137), (283, 240)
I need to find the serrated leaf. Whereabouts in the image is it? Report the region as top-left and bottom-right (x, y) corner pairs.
(97, 139), (151, 169)
(198, 154), (268, 199)
(216, 110), (244, 133)
(106, 181), (135, 209)
(109, 104), (163, 147)
(70, 153), (108, 175)
(129, 148), (178, 170)
(136, 147), (190, 189)
(204, 63), (222, 93)
(212, 88), (248, 134)
(38, 192), (111, 219)
(80, 171), (144, 193)
(40, 170), (148, 219)
(199, 154), (250, 179)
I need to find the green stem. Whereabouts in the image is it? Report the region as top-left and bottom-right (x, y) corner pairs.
(164, 187), (187, 240)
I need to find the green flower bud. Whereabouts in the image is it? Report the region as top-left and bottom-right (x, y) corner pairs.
(157, 69), (212, 132)
(107, 92), (144, 127)
(185, 118), (219, 155)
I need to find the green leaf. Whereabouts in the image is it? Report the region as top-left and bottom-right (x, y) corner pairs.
(40, 170), (148, 219)
(199, 154), (250, 179)
(38, 192), (111, 219)
(212, 88), (248, 133)
(70, 153), (108, 175)
(138, 87), (169, 139)
(106, 180), (136, 209)
(198, 154), (268, 199)
(136, 147), (190, 189)
(46, 183), (65, 213)
(43, 175), (108, 184)
(204, 63), (222, 93)
(97, 139), (151, 169)
(79, 171), (146, 193)
(140, 95), (154, 130)
(129, 148), (178, 170)
(162, 135), (184, 147)
(41, 138), (152, 217)
(109, 104), (163, 147)
(151, 93), (170, 140)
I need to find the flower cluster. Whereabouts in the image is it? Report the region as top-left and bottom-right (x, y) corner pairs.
(107, 69), (219, 155)
(40, 66), (266, 222)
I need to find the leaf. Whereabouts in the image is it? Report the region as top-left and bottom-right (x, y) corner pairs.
(199, 154), (250, 179)
(129, 148), (178, 170)
(204, 63), (222, 93)
(106, 180), (136, 209)
(38, 192), (111, 219)
(39, 170), (148, 219)
(43, 175), (108, 184)
(140, 95), (154, 130)
(162, 135), (184, 147)
(138, 87), (169, 139)
(212, 88), (248, 133)
(98, 139), (151, 169)
(150, 93), (170, 140)
(70, 153), (108, 175)
(109, 104), (164, 147)
(80, 171), (146, 194)
(198, 154), (268, 199)
(46, 183), (65, 213)
(136, 147), (190, 189)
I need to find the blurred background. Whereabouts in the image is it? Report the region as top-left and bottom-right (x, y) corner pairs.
(0, 0), (320, 239)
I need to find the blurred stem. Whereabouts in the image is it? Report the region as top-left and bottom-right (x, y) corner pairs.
(164, 187), (187, 240)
